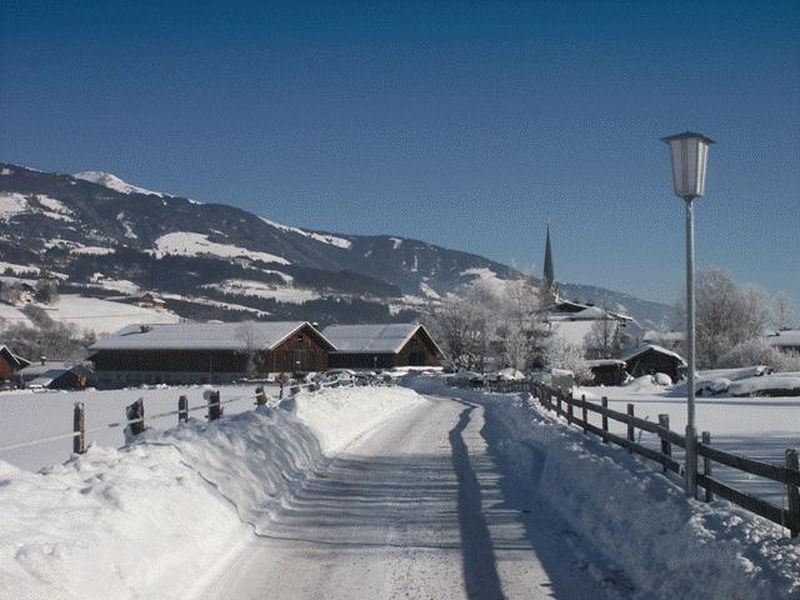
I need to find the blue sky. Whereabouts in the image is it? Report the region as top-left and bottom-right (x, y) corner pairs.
(1, 1), (798, 309)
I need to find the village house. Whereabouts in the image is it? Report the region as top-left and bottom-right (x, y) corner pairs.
(89, 321), (335, 388)
(323, 323), (443, 369)
(18, 359), (94, 390)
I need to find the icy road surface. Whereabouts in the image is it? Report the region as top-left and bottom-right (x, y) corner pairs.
(199, 395), (624, 600)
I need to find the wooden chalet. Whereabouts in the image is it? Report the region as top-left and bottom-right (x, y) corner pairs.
(89, 321), (334, 388)
(585, 359), (628, 386)
(0, 345), (31, 381)
(621, 344), (687, 382)
(323, 323), (443, 369)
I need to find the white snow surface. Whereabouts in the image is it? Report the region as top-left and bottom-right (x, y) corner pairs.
(204, 279), (319, 304)
(38, 294), (179, 336)
(260, 217), (352, 249)
(154, 232), (290, 265)
(74, 171), (166, 197)
(0, 386), (425, 600)
(284, 386), (426, 453)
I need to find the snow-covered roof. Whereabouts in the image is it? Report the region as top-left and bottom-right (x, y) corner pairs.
(0, 346), (31, 371)
(766, 330), (800, 348)
(586, 359), (627, 367)
(323, 323), (441, 355)
(621, 344), (687, 366)
(91, 321), (334, 352)
(19, 361), (72, 379)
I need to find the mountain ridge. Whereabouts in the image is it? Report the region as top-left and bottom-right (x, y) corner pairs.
(0, 163), (672, 330)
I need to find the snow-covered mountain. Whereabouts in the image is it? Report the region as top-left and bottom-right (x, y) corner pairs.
(0, 163), (672, 329)
(73, 171), (167, 197)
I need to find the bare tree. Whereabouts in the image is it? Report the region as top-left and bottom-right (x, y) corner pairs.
(772, 291), (796, 331)
(584, 315), (624, 359)
(237, 322), (263, 378)
(544, 337), (593, 384)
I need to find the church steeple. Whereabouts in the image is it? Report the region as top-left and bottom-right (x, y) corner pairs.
(542, 224), (558, 304)
(544, 224), (554, 291)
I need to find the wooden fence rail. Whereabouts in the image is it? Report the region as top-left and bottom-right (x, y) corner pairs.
(485, 379), (800, 538)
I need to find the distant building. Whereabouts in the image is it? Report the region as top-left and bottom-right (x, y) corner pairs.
(323, 323), (443, 369)
(0, 345), (31, 381)
(766, 330), (800, 354)
(18, 360), (93, 390)
(89, 321), (335, 388)
(621, 344), (687, 382)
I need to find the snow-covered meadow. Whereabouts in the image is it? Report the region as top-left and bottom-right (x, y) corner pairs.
(574, 378), (800, 508)
(0, 384), (282, 472)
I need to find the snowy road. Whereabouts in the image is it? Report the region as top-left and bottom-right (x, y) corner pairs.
(198, 395), (624, 600)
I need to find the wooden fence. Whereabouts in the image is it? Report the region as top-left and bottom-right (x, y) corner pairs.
(0, 376), (362, 462)
(486, 379), (800, 538)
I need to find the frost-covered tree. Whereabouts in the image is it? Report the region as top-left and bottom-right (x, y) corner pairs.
(544, 338), (593, 384)
(690, 267), (769, 368)
(719, 339), (800, 372)
(772, 292), (796, 331)
(584, 316), (624, 359)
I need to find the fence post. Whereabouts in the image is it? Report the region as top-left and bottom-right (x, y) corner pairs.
(581, 394), (588, 434)
(126, 398), (145, 436)
(702, 431), (713, 503)
(208, 390), (222, 421)
(73, 402), (86, 454)
(567, 394), (574, 425)
(279, 379), (284, 400)
(626, 404), (635, 451)
(255, 386), (268, 407)
(178, 395), (188, 423)
(601, 397), (609, 444)
(556, 393), (562, 417)
(658, 414), (671, 473)
(786, 449), (800, 538)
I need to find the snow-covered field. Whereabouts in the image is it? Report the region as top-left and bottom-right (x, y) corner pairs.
(0, 384), (281, 472)
(574, 378), (800, 508)
(37, 294), (180, 335)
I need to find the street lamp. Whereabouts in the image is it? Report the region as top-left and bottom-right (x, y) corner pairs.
(661, 131), (714, 499)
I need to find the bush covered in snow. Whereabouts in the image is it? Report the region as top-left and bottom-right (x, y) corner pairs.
(719, 339), (800, 372)
(544, 338), (593, 384)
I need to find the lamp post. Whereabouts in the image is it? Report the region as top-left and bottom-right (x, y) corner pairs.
(661, 131), (714, 499)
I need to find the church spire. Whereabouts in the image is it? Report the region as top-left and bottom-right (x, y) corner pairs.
(542, 224), (557, 304)
(544, 224), (555, 290)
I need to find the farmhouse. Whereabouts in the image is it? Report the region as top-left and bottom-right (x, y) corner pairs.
(18, 360), (94, 390)
(621, 344), (687, 382)
(0, 345), (31, 382)
(323, 323), (443, 369)
(89, 321), (334, 387)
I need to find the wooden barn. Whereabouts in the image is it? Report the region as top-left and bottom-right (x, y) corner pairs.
(0, 345), (31, 382)
(89, 321), (334, 388)
(621, 344), (687, 382)
(322, 323), (443, 369)
(586, 359), (628, 386)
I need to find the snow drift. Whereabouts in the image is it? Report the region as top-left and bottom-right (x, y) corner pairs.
(0, 386), (425, 600)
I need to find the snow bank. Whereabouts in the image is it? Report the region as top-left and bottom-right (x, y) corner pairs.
(0, 386), (425, 600)
(282, 386), (426, 453)
(407, 374), (800, 599)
